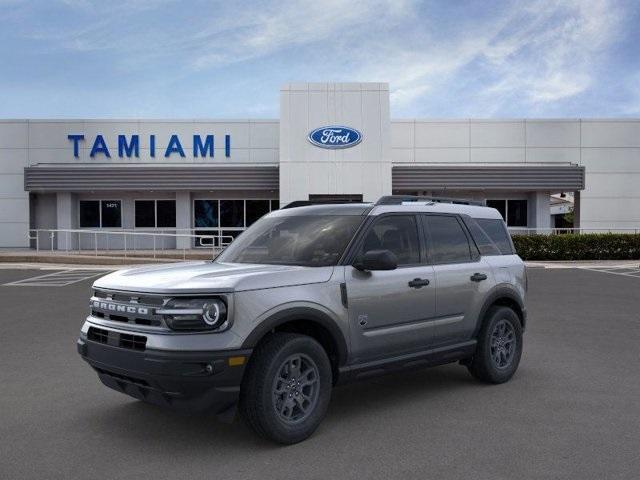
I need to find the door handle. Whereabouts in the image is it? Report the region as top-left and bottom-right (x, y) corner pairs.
(408, 278), (430, 288)
(470, 272), (488, 282)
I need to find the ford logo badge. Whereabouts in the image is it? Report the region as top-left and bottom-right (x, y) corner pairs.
(308, 126), (362, 149)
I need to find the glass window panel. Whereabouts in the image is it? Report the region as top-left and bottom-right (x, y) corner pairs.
(220, 200), (244, 227)
(360, 215), (420, 265)
(477, 219), (513, 255)
(464, 218), (501, 256)
(507, 200), (528, 227)
(487, 200), (506, 221)
(246, 200), (270, 226)
(194, 200), (219, 228)
(79, 201), (100, 228)
(101, 200), (122, 228)
(424, 215), (471, 264)
(135, 200), (155, 228)
(218, 215), (364, 267)
(156, 200), (176, 228)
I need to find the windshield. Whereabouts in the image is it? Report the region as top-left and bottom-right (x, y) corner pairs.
(216, 215), (364, 267)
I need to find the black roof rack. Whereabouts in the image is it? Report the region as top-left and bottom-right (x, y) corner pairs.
(375, 195), (484, 207)
(282, 199), (368, 209)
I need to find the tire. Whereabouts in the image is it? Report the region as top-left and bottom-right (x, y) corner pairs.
(239, 332), (332, 444)
(467, 306), (523, 384)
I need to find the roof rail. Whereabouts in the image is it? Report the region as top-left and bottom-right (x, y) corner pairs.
(282, 199), (367, 209)
(375, 195), (484, 206)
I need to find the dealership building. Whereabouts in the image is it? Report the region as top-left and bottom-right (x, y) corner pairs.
(0, 82), (638, 249)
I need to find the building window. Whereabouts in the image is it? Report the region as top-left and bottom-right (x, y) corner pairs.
(135, 201), (155, 227)
(486, 200), (507, 220)
(135, 200), (176, 228)
(194, 199), (279, 230)
(246, 200), (270, 226)
(487, 199), (528, 227)
(194, 200), (219, 228)
(220, 200), (245, 227)
(80, 200), (121, 228)
(507, 200), (527, 227)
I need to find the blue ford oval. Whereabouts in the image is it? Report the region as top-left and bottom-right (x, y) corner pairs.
(308, 126), (362, 149)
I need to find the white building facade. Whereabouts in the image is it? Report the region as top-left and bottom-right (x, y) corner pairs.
(0, 82), (638, 249)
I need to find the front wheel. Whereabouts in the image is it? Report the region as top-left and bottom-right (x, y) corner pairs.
(239, 332), (332, 444)
(467, 306), (523, 384)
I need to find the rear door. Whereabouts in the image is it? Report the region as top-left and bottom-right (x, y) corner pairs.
(421, 214), (492, 346)
(346, 214), (436, 362)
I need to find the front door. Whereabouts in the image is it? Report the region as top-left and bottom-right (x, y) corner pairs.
(346, 214), (436, 362)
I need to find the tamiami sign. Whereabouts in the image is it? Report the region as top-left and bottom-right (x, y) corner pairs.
(67, 134), (232, 158)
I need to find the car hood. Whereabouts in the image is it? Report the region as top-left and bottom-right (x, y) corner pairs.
(92, 261), (335, 294)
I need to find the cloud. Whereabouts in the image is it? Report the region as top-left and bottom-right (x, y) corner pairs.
(380, 0), (624, 112)
(1, 0), (634, 117)
(188, 0), (414, 70)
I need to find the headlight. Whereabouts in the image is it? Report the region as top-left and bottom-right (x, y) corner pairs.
(159, 298), (229, 332)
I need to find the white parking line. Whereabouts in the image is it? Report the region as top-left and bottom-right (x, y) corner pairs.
(578, 265), (640, 279)
(3, 269), (110, 287)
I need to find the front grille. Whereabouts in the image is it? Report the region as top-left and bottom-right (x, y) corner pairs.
(88, 326), (109, 344)
(94, 290), (164, 306)
(119, 333), (147, 351)
(87, 326), (147, 351)
(90, 289), (167, 329)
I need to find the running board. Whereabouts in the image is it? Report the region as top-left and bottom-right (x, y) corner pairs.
(337, 340), (477, 384)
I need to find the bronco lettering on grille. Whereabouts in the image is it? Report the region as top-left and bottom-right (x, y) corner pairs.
(92, 300), (149, 315)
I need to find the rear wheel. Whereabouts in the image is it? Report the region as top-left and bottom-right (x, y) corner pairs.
(239, 332), (332, 444)
(467, 306), (523, 384)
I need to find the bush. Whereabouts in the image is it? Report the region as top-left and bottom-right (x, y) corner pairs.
(511, 233), (640, 261)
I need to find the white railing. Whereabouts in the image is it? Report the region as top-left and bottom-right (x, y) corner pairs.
(27, 228), (236, 260)
(508, 227), (640, 235)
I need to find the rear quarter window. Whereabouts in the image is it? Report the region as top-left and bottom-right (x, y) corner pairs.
(475, 218), (514, 255)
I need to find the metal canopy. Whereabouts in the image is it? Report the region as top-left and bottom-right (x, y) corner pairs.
(392, 164), (585, 191)
(24, 165), (279, 191)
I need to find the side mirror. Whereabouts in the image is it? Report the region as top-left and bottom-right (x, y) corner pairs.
(353, 249), (398, 271)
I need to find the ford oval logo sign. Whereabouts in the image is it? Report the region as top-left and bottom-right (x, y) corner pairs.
(308, 126), (362, 149)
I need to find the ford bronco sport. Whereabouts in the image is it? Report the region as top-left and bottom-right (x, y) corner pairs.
(78, 196), (526, 444)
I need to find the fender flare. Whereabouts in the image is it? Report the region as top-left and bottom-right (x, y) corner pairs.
(241, 306), (349, 366)
(473, 284), (526, 336)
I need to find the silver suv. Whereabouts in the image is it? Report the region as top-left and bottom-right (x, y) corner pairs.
(77, 196), (526, 444)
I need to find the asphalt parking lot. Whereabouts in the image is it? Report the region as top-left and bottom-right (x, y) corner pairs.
(1, 266), (639, 480)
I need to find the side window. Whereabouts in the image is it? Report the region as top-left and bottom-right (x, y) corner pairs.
(424, 215), (472, 264)
(360, 215), (420, 265)
(476, 218), (514, 255)
(463, 217), (501, 256)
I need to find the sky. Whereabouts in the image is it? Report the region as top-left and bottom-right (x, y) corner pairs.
(0, 0), (638, 119)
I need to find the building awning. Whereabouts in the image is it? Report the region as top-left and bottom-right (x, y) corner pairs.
(24, 165), (279, 192)
(392, 164), (585, 191)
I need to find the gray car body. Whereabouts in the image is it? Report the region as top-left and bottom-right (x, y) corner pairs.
(81, 202), (526, 376)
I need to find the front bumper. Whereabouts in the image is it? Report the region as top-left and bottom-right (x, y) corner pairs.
(77, 337), (251, 415)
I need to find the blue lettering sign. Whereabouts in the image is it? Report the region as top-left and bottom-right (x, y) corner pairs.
(69, 133), (231, 159)
(118, 135), (139, 157)
(90, 134), (111, 158)
(67, 134), (84, 158)
(150, 135), (156, 157)
(164, 134), (185, 157)
(193, 135), (214, 157)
